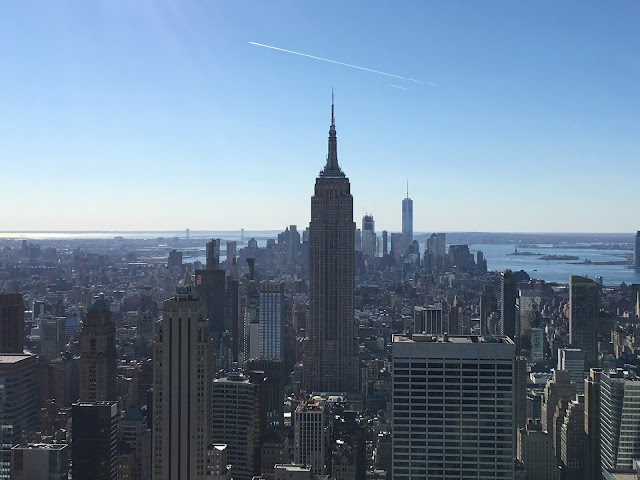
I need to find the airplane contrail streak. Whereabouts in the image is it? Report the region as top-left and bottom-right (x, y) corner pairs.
(389, 84), (407, 90)
(249, 41), (433, 86)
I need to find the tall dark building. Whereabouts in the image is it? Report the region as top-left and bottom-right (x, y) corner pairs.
(569, 275), (600, 368)
(499, 269), (517, 340)
(79, 299), (117, 401)
(0, 354), (37, 480)
(401, 183), (413, 249)
(307, 98), (359, 393)
(584, 368), (601, 480)
(72, 402), (118, 480)
(634, 231), (640, 269)
(381, 230), (388, 255)
(225, 273), (240, 362)
(0, 293), (24, 353)
(195, 269), (226, 343)
(206, 238), (220, 270)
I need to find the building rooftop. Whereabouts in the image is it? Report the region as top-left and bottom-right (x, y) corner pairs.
(393, 334), (514, 345)
(0, 354), (33, 364)
(11, 443), (68, 451)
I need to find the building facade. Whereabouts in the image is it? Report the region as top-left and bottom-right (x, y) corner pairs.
(401, 188), (413, 249)
(569, 275), (600, 368)
(210, 374), (259, 480)
(499, 269), (518, 340)
(600, 368), (640, 471)
(0, 355), (37, 480)
(294, 401), (326, 476)
(0, 294), (24, 354)
(40, 316), (66, 363)
(72, 402), (118, 480)
(79, 299), (116, 402)
(392, 334), (514, 479)
(558, 348), (585, 395)
(307, 100), (359, 393)
(259, 281), (284, 360)
(152, 271), (212, 480)
(10, 443), (70, 480)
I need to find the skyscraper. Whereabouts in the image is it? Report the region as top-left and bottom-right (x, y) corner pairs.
(206, 238), (221, 270)
(601, 368), (640, 472)
(634, 231), (640, 269)
(294, 401), (326, 476)
(361, 214), (376, 257)
(584, 369), (602, 480)
(210, 374), (260, 480)
(0, 294), (24, 353)
(10, 443), (70, 480)
(152, 270), (212, 480)
(499, 269), (517, 340)
(558, 348), (585, 395)
(401, 183), (413, 248)
(40, 316), (66, 363)
(259, 281), (284, 360)
(79, 299), (116, 402)
(392, 334), (514, 479)
(0, 354), (37, 480)
(307, 98), (359, 393)
(72, 402), (118, 480)
(569, 275), (600, 368)
(194, 269), (226, 343)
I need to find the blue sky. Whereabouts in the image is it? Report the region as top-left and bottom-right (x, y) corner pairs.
(1, 1), (639, 232)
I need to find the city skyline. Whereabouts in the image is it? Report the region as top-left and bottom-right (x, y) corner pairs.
(2, 2), (640, 232)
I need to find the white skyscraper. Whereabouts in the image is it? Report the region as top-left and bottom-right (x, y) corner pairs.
(392, 334), (514, 479)
(361, 214), (376, 257)
(152, 270), (212, 480)
(259, 281), (284, 360)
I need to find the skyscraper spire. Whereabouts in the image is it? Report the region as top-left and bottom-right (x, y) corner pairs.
(407, 179), (409, 199)
(322, 90), (344, 177)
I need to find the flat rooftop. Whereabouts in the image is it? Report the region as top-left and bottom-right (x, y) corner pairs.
(0, 354), (33, 364)
(393, 334), (514, 345)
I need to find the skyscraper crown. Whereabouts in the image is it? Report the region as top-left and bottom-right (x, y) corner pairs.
(320, 91), (345, 178)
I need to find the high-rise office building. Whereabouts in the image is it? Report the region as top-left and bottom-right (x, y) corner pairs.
(10, 443), (70, 480)
(361, 214), (376, 257)
(206, 238), (221, 270)
(540, 370), (575, 442)
(259, 281), (284, 360)
(514, 356), (527, 431)
(499, 269), (518, 340)
(479, 285), (496, 335)
(168, 250), (183, 270)
(40, 316), (66, 363)
(558, 348), (585, 395)
(210, 374), (259, 480)
(195, 268), (226, 343)
(560, 395), (586, 480)
(307, 99), (359, 393)
(79, 299), (116, 402)
(634, 231), (640, 269)
(381, 230), (388, 255)
(401, 184), (413, 248)
(118, 406), (151, 480)
(569, 275), (600, 368)
(413, 306), (443, 334)
(0, 294), (24, 353)
(531, 327), (544, 363)
(584, 369), (602, 480)
(152, 271), (212, 480)
(516, 423), (560, 480)
(72, 401), (118, 480)
(0, 354), (37, 480)
(601, 368), (640, 472)
(294, 401), (326, 476)
(392, 334), (514, 479)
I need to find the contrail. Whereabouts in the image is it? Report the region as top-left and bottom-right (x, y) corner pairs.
(249, 41), (433, 86)
(389, 84), (407, 90)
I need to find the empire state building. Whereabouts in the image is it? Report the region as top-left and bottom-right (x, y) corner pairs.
(307, 98), (359, 393)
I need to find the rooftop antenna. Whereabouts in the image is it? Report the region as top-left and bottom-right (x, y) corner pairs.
(406, 179), (409, 199)
(331, 87), (335, 126)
